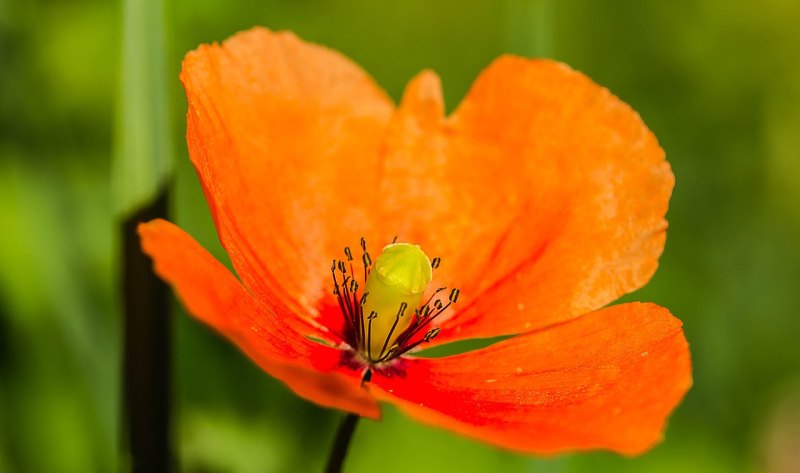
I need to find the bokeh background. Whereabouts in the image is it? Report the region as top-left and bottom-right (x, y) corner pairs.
(2, 0), (800, 472)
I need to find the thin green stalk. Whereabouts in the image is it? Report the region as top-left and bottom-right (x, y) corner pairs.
(506, 0), (553, 57)
(324, 413), (361, 473)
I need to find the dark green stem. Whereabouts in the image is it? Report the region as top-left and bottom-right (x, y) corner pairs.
(324, 413), (360, 473)
(122, 189), (172, 472)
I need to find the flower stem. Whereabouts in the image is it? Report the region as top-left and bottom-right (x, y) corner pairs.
(122, 189), (172, 472)
(324, 413), (360, 473)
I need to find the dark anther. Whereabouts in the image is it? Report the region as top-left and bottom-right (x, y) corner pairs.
(449, 288), (460, 303)
(362, 253), (372, 267)
(424, 328), (441, 342)
(350, 280), (358, 292)
(344, 247), (353, 261)
(331, 260), (337, 272)
(368, 311), (378, 320)
(360, 237), (367, 251)
(360, 292), (369, 305)
(420, 306), (431, 317)
(397, 302), (408, 318)
(392, 235), (398, 244)
(431, 257), (441, 269)
(434, 299), (444, 310)
(337, 261), (347, 273)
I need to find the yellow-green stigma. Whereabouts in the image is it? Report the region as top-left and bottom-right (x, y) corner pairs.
(331, 238), (459, 364)
(362, 243), (431, 358)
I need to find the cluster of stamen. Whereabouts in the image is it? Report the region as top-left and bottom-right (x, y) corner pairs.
(330, 238), (459, 364)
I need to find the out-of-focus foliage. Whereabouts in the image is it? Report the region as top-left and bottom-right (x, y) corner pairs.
(113, 0), (172, 217)
(1, 0), (799, 472)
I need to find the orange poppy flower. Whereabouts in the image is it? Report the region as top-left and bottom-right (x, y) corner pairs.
(140, 27), (691, 455)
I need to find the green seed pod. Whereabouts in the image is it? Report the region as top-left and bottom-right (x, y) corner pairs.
(362, 243), (432, 360)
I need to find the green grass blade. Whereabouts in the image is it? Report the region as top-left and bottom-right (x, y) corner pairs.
(113, 0), (173, 218)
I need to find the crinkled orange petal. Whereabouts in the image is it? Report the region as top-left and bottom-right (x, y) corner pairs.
(139, 219), (379, 418)
(181, 27), (394, 335)
(377, 58), (673, 345)
(371, 303), (691, 454)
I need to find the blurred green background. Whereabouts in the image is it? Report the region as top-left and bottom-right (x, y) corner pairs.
(2, 0), (800, 472)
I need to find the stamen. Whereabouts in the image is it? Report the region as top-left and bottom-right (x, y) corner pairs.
(377, 344), (398, 363)
(449, 288), (460, 303)
(341, 274), (355, 326)
(424, 327), (441, 342)
(395, 292), (455, 349)
(331, 237), (459, 364)
(419, 305), (431, 318)
(366, 311), (377, 360)
(378, 302), (408, 360)
(420, 287), (446, 313)
(362, 253), (371, 278)
(331, 260), (352, 339)
(359, 292), (368, 347)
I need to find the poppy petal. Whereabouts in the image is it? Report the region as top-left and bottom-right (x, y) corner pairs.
(181, 27), (394, 334)
(139, 219), (379, 418)
(370, 303), (691, 454)
(378, 57), (673, 344)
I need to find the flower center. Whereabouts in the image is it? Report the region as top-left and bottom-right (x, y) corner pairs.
(331, 238), (459, 364)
